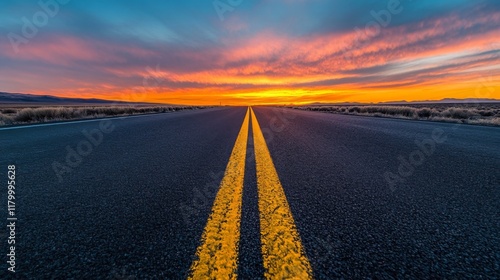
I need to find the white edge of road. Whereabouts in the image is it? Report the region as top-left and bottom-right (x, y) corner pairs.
(0, 108), (220, 131)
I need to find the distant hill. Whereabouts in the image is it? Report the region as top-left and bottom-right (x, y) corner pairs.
(0, 92), (165, 105)
(306, 98), (500, 106)
(380, 98), (500, 105)
(0, 92), (176, 106)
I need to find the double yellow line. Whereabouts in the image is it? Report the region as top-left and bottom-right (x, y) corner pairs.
(189, 107), (313, 279)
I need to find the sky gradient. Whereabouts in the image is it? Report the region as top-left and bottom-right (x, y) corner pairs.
(1, 0), (499, 105)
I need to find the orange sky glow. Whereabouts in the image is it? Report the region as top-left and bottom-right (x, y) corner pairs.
(1, 1), (499, 105)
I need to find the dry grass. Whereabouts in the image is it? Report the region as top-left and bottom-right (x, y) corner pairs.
(294, 104), (500, 126)
(0, 106), (207, 126)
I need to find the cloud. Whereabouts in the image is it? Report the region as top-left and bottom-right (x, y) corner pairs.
(0, 0), (499, 104)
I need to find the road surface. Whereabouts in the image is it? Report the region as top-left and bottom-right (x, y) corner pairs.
(0, 106), (499, 279)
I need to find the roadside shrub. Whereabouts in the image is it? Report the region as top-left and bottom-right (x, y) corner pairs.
(356, 106), (416, 118)
(478, 110), (494, 117)
(349, 106), (360, 113)
(14, 107), (84, 122)
(417, 108), (433, 118)
(442, 108), (476, 119)
(294, 104), (500, 127)
(0, 113), (13, 125)
(0, 105), (207, 126)
(1, 109), (17, 114)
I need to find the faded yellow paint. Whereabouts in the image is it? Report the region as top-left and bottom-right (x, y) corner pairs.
(250, 107), (314, 280)
(188, 108), (250, 279)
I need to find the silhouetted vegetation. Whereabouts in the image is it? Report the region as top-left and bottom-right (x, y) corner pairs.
(294, 103), (500, 126)
(0, 106), (208, 126)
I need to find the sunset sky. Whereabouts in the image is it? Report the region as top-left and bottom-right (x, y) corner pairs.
(1, 0), (499, 105)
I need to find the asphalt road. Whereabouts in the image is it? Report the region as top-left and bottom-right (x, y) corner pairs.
(0, 106), (499, 279)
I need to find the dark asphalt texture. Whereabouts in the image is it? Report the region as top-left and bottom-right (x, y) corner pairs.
(0, 106), (499, 279)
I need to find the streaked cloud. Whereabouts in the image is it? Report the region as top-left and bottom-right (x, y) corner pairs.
(0, 0), (499, 104)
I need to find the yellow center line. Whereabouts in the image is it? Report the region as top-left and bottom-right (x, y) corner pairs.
(188, 107), (250, 280)
(250, 107), (314, 280)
